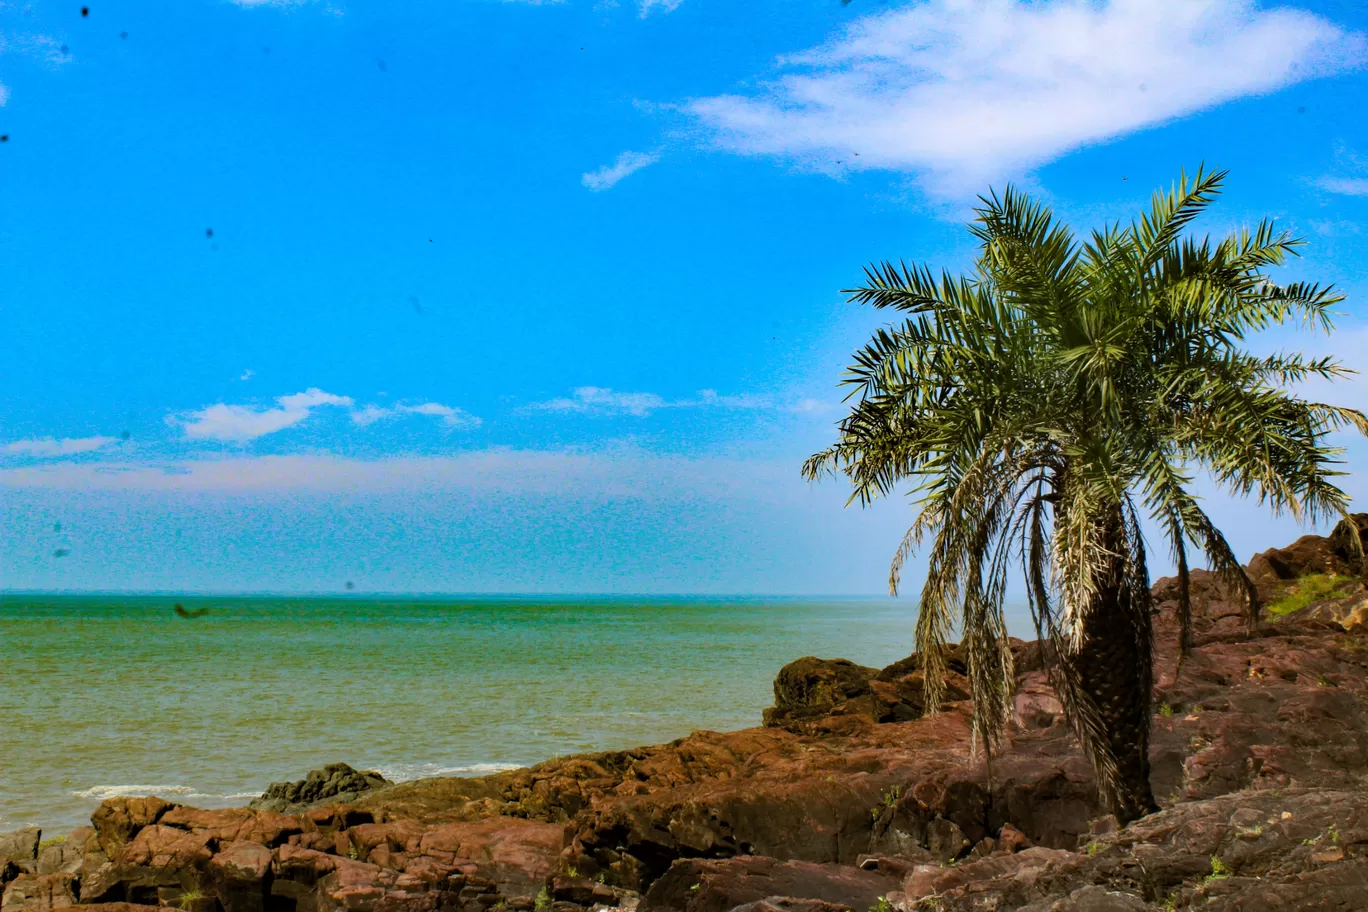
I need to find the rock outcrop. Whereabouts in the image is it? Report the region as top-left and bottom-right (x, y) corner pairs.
(251, 764), (392, 815)
(5, 521), (1367, 912)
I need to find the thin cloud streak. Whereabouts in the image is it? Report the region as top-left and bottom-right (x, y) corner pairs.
(528, 386), (833, 417)
(2, 436), (117, 457)
(350, 401), (483, 429)
(582, 151), (660, 191)
(687, 0), (1363, 194)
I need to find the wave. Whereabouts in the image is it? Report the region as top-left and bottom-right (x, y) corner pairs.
(71, 785), (204, 800)
(375, 762), (523, 782)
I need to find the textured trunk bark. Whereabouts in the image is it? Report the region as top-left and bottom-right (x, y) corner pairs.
(1074, 515), (1160, 825)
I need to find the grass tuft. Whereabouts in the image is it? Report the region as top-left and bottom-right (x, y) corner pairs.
(1265, 574), (1352, 617)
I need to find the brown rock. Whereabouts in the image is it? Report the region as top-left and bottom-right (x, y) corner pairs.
(35, 830), (90, 878)
(640, 857), (895, 912)
(0, 873), (78, 912)
(727, 899), (854, 912)
(208, 841), (274, 912)
(90, 798), (175, 859)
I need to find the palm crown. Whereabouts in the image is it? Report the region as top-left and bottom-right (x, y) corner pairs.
(804, 168), (1367, 821)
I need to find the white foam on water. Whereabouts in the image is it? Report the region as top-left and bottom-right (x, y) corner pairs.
(71, 785), (201, 800)
(376, 762), (523, 782)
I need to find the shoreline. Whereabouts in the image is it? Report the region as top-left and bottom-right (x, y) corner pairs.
(5, 523), (1367, 911)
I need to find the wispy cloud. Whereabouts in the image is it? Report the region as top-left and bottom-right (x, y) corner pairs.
(639, 0), (684, 17)
(534, 387), (669, 416)
(687, 0), (1363, 194)
(581, 150), (660, 191)
(1313, 143), (1368, 196)
(350, 401), (482, 429)
(239, 369), (255, 381)
(173, 388), (354, 442)
(2, 436), (117, 458)
(529, 386), (832, 417)
(1316, 178), (1368, 196)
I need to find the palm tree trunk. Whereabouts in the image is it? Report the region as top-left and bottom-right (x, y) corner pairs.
(1073, 516), (1160, 825)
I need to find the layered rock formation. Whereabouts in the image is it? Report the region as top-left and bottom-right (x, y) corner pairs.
(4, 520), (1366, 912)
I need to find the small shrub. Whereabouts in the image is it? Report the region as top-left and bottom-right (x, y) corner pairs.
(535, 887), (553, 912)
(1082, 841), (1101, 856)
(869, 897), (892, 912)
(1159, 703), (1174, 718)
(565, 866), (579, 879)
(38, 836), (68, 849)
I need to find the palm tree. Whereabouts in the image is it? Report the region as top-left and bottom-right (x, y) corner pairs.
(803, 168), (1367, 823)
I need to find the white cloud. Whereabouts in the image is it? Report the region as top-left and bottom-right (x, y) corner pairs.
(350, 401), (482, 429)
(581, 151), (660, 191)
(239, 369), (255, 381)
(0, 82), (9, 106)
(2, 436), (117, 458)
(535, 387), (669, 416)
(639, 0), (684, 16)
(530, 387), (833, 417)
(687, 0), (1363, 193)
(1316, 177), (1368, 196)
(175, 388), (354, 442)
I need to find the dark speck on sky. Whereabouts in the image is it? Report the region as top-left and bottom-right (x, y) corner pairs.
(345, 581), (355, 590)
(54, 522), (62, 533)
(60, 44), (69, 55)
(376, 59), (386, 71)
(1, 136), (8, 143)
(205, 228), (214, 238)
(81, 6), (89, 16)
(53, 549), (71, 558)
(410, 295), (423, 314)
(120, 430), (131, 440)
(121, 31), (127, 39)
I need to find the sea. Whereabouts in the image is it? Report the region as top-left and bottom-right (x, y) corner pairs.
(0, 594), (915, 834)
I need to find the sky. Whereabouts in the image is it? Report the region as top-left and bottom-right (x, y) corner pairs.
(1, 0), (1367, 595)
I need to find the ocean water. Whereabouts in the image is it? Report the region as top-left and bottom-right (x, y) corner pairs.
(0, 594), (914, 834)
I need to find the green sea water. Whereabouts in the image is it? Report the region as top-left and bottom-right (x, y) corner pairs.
(0, 594), (914, 834)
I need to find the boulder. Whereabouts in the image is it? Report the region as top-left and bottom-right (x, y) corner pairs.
(252, 764), (391, 814)
(0, 874), (78, 912)
(89, 799), (174, 860)
(640, 857), (895, 912)
(35, 830), (90, 878)
(0, 830), (41, 882)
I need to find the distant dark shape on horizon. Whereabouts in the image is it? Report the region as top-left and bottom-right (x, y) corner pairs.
(120, 430), (131, 440)
(52, 549), (70, 558)
(345, 581), (355, 591)
(174, 604), (211, 619)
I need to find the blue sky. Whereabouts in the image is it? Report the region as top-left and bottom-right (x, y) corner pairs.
(2, 0), (1367, 594)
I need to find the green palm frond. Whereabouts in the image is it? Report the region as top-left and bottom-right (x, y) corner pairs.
(809, 167), (1366, 823)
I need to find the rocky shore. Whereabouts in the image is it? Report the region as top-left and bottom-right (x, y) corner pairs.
(4, 521), (1367, 912)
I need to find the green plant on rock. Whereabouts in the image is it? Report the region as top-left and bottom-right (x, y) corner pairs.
(869, 896), (893, 912)
(534, 887), (553, 912)
(175, 887), (206, 910)
(1158, 703), (1175, 718)
(565, 866), (579, 879)
(1202, 856), (1231, 886)
(38, 836), (67, 849)
(1265, 574), (1351, 616)
(804, 167), (1367, 825)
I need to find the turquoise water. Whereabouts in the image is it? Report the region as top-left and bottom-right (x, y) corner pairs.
(0, 594), (914, 833)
